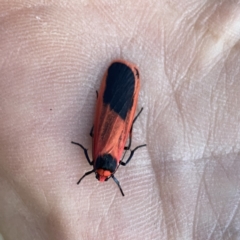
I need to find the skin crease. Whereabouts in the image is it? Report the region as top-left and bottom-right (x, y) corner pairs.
(0, 0), (240, 239)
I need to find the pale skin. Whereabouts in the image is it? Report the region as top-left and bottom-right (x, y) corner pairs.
(0, 1), (240, 239)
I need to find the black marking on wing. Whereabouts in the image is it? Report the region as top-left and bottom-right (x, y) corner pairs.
(103, 62), (135, 120)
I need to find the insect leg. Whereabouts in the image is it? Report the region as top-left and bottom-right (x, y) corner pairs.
(89, 91), (98, 137)
(124, 107), (144, 150)
(121, 144), (146, 166)
(71, 141), (93, 165)
(77, 169), (95, 184)
(89, 126), (94, 137)
(112, 175), (124, 196)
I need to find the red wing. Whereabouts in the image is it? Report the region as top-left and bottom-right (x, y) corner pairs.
(93, 106), (129, 161)
(92, 60), (140, 163)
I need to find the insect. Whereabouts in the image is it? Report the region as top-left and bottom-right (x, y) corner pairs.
(71, 60), (146, 196)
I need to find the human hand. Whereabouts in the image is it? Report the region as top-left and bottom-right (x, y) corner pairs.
(1, 1), (240, 239)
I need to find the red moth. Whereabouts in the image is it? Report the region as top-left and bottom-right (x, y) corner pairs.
(72, 60), (146, 196)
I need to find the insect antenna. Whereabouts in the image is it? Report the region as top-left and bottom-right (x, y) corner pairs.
(77, 169), (95, 184)
(112, 175), (125, 196)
